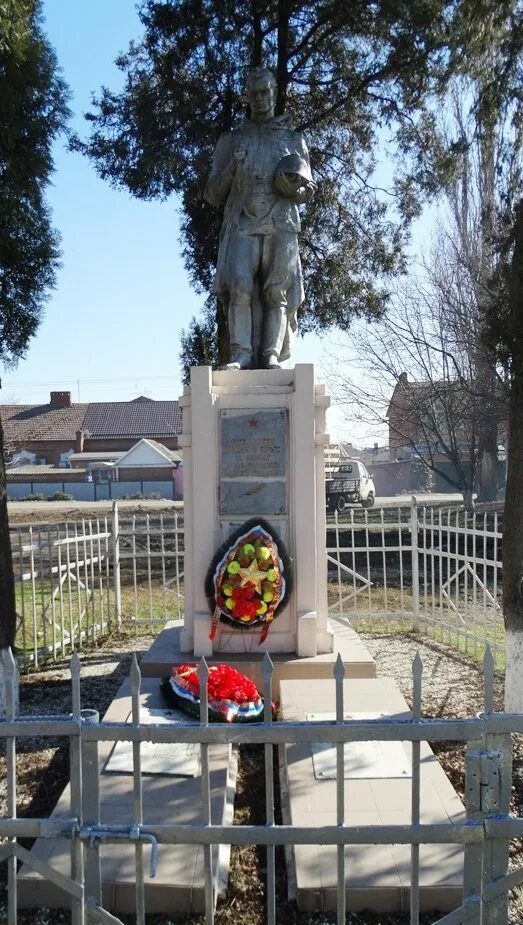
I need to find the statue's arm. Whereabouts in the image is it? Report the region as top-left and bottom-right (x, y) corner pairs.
(204, 134), (236, 208)
(294, 136), (315, 205)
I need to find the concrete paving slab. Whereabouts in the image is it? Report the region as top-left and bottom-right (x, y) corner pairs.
(280, 677), (464, 914)
(18, 677), (236, 916)
(140, 620), (376, 692)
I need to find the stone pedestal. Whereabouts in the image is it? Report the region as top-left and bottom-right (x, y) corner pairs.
(179, 364), (333, 657)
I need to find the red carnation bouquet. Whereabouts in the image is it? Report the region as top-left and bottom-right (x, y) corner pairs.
(165, 663), (264, 723)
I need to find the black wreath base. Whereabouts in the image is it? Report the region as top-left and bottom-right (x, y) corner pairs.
(204, 517), (293, 630)
(160, 677), (268, 724)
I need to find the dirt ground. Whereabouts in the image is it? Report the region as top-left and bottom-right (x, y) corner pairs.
(1, 630), (522, 925)
(7, 502), (179, 526)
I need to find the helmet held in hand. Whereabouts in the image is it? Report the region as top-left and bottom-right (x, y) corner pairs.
(273, 153), (314, 198)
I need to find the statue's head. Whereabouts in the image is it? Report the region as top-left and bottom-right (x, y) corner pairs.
(246, 68), (276, 123)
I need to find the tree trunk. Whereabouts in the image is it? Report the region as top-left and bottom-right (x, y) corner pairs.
(276, 0), (290, 115)
(0, 413), (16, 651)
(477, 426), (498, 501)
(250, 0), (264, 67)
(476, 361), (499, 502)
(0, 411), (18, 717)
(503, 201), (523, 712)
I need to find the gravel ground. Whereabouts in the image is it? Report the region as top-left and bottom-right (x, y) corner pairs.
(1, 630), (522, 924)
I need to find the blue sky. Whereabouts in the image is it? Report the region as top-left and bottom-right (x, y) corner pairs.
(2, 1), (202, 406)
(1, 1), (431, 446)
(2, 3), (327, 401)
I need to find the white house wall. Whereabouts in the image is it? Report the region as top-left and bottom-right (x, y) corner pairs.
(117, 439), (172, 468)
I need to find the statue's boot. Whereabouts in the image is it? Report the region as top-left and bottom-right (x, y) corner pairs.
(220, 351), (253, 371)
(261, 297), (286, 369)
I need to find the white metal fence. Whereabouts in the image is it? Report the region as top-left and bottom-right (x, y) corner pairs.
(115, 507), (185, 629)
(11, 517), (112, 668)
(326, 500), (504, 667)
(1, 646), (522, 925)
(417, 505), (503, 668)
(11, 507), (185, 668)
(10, 500), (504, 669)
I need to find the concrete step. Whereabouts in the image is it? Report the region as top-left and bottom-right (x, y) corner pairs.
(140, 620), (376, 696)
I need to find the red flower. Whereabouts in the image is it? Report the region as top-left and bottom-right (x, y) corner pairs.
(173, 664), (261, 705)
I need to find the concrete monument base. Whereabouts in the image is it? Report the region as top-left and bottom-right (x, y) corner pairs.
(179, 364), (333, 659)
(140, 619), (376, 696)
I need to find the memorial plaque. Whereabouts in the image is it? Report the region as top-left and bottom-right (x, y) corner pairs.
(220, 408), (288, 515)
(220, 480), (287, 516)
(104, 707), (201, 777)
(307, 712), (412, 780)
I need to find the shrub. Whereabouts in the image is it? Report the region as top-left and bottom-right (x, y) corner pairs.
(409, 457), (435, 493)
(19, 493), (47, 502)
(119, 491), (162, 501)
(48, 491), (74, 501)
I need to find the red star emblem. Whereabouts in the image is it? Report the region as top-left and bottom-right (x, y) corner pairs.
(247, 417), (259, 428)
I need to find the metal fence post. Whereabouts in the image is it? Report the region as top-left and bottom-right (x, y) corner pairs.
(70, 653), (85, 925)
(480, 647), (512, 924)
(81, 708), (102, 910)
(5, 648), (18, 924)
(0, 646), (19, 719)
(481, 732), (512, 924)
(112, 501), (122, 630)
(462, 740), (483, 923)
(410, 495), (420, 632)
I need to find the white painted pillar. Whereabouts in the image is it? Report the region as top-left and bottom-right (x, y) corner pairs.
(293, 366), (322, 656)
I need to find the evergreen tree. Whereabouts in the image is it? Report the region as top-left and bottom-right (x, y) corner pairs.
(0, 0), (69, 649)
(179, 306), (217, 385)
(76, 0), (501, 368)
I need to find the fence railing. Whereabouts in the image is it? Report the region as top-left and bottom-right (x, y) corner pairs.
(326, 499), (504, 666)
(326, 503), (414, 622)
(11, 507), (185, 668)
(417, 505), (503, 667)
(10, 499), (504, 669)
(1, 646), (521, 925)
(116, 507), (185, 628)
(11, 516), (112, 669)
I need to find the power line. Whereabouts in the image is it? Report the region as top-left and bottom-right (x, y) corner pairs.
(1, 374), (181, 387)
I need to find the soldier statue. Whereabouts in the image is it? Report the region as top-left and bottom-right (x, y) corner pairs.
(204, 68), (315, 370)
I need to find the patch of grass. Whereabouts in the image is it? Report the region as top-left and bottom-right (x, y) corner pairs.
(14, 577), (183, 669)
(327, 577), (505, 669)
(120, 581), (184, 624)
(422, 620), (505, 671)
(350, 617), (414, 636)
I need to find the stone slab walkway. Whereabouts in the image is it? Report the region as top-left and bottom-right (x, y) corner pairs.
(18, 677), (236, 915)
(280, 676), (464, 914)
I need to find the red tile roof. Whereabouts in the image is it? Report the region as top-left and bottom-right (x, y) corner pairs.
(1, 404), (88, 442)
(1, 397), (182, 444)
(82, 401), (181, 438)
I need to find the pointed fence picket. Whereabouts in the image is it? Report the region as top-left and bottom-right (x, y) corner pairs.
(1, 646), (522, 925)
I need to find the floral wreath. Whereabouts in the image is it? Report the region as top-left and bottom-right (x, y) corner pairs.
(205, 518), (292, 644)
(161, 663), (265, 723)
